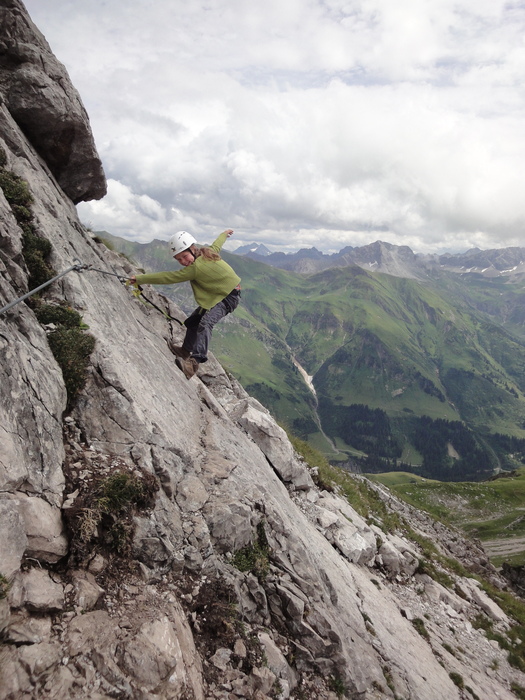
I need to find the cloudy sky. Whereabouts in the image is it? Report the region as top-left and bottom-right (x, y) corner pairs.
(23, 0), (525, 254)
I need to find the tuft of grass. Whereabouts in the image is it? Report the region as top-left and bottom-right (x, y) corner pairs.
(412, 617), (430, 640)
(33, 302), (95, 411)
(97, 472), (151, 513)
(0, 163), (55, 290)
(449, 672), (464, 689)
(93, 235), (115, 251)
(47, 327), (96, 410)
(511, 682), (525, 699)
(0, 573), (11, 600)
(328, 674), (348, 698)
(34, 303), (85, 329)
(67, 469), (158, 561)
(231, 520), (271, 579)
(0, 170), (33, 208)
(22, 229), (55, 289)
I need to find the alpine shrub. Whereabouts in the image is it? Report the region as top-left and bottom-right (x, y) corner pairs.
(22, 229), (54, 290)
(34, 303), (84, 329)
(47, 327), (96, 409)
(0, 573), (10, 599)
(232, 521), (271, 579)
(0, 170), (33, 208)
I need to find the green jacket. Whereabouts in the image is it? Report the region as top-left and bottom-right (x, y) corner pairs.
(135, 231), (241, 310)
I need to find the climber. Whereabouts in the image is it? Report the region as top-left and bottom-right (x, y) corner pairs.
(129, 229), (241, 379)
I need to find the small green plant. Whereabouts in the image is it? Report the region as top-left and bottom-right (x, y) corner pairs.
(33, 302), (95, 409)
(511, 682), (525, 699)
(465, 685), (480, 700)
(272, 678), (284, 696)
(0, 162), (55, 289)
(442, 642), (456, 657)
(328, 674), (347, 698)
(95, 472), (157, 555)
(0, 170), (33, 208)
(382, 665), (395, 694)
(48, 327), (96, 409)
(449, 671), (464, 689)
(34, 303), (84, 329)
(412, 617), (430, 640)
(231, 520), (271, 579)
(22, 229), (55, 289)
(97, 472), (150, 513)
(0, 573), (11, 599)
(67, 469), (158, 561)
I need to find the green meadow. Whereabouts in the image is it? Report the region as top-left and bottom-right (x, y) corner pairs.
(369, 469), (525, 565)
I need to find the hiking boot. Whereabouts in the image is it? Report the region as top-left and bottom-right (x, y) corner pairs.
(176, 356), (199, 380)
(167, 340), (190, 359)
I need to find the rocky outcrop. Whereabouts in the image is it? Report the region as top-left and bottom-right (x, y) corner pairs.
(2, 4), (525, 700)
(0, 0), (106, 203)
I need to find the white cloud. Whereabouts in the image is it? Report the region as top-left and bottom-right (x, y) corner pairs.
(24, 0), (525, 254)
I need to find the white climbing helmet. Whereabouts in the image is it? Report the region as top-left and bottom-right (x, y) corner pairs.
(169, 230), (197, 255)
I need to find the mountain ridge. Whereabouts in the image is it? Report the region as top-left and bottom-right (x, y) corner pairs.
(237, 238), (525, 281)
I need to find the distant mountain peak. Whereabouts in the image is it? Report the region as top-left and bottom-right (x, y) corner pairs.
(234, 242), (271, 257)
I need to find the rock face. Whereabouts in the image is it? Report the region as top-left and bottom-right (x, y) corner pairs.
(1, 4), (525, 700)
(0, 0), (106, 203)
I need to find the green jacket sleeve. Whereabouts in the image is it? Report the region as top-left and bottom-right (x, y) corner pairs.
(135, 266), (195, 286)
(209, 231), (229, 253)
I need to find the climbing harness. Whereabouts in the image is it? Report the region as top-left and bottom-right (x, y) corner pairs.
(0, 260), (184, 325)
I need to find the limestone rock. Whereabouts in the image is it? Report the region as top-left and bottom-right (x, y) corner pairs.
(230, 397), (314, 489)
(70, 569), (104, 611)
(0, 0), (106, 202)
(118, 616), (191, 694)
(378, 538), (419, 578)
(0, 496), (27, 577)
(66, 610), (115, 657)
(16, 493), (68, 563)
(16, 641), (62, 681)
(5, 611), (52, 644)
(461, 577), (510, 624)
(9, 568), (64, 612)
(257, 631), (297, 690)
(176, 474), (209, 512)
(333, 521), (377, 565)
